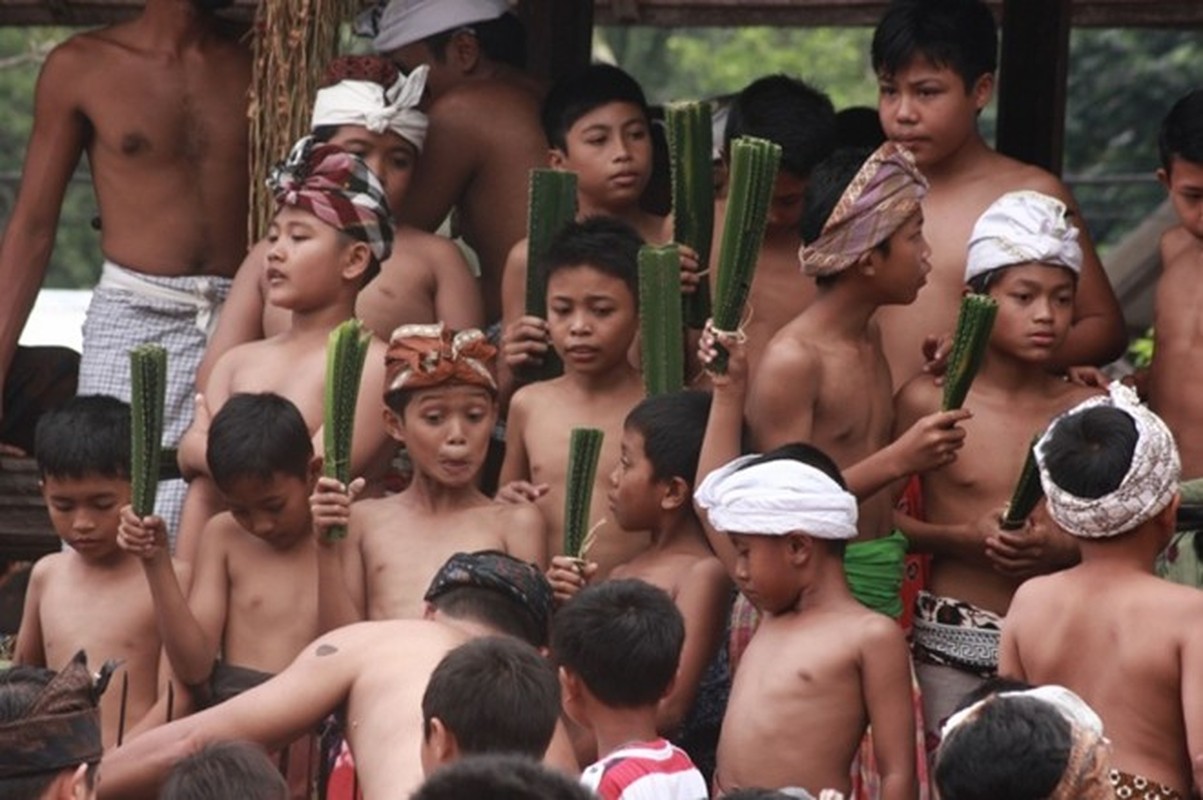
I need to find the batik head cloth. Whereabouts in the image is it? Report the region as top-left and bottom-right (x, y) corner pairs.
(966, 190), (1083, 283)
(1036, 382), (1180, 539)
(694, 454), (858, 539)
(312, 57), (430, 153)
(800, 141), (928, 277)
(385, 323), (497, 395)
(357, 0), (509, 54)
(0, 652), (110, 778)
(268, 137), (394, 264)
(425, 550), (554, 643)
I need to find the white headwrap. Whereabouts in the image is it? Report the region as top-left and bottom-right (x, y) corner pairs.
(358, 0), (509, 55)
(312, 65), (430, 153)
(1036, 382), (1180, 539)
(965, 190), (1083, 283)
(694, 454), (858, 540)
(941, 685), (1104, 742)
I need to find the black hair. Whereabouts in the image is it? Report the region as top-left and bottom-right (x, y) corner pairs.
(542, 215), (643, 304)
(722, 791), (801, 800)
(422, 637), (559, 759)
(800, 147), (885, 287)
(431, 587), (548, 649)
(0, 665), (100, 798)
(871, 0), (998, 91)
(541, 63), (650, 152)
(723, 74), (837, 179)
(551, 579), (684, 709)
(34, 395), (130, 481)
(1040, 406), (1139, 501)
(206, 393), (314, 491)
(424, 12), (528, 69)
(160, 741), (287, 800)
(411, 754), (595, 800)
(1158, 89), (1203, 173)
(738, 442), (850, 555)
(835, 106), (887, 149)
(624, 390), (712, 487)
(934, 696), (1071, 800)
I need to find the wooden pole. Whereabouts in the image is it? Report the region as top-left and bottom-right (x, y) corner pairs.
(996, 0), (1071, 174)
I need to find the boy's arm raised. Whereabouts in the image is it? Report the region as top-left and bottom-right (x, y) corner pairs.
(430, 241), (486, 332)
(502, 503), (549, 569)
(498, 387), (535, 492)
(861, 618), (919, 800)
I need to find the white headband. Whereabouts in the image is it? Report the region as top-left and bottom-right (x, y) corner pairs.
(311, 65), (429, 153)
(360, 0), (509, 55)
(694, 454), (858, 540)
(1036, 382), (1180, 539)
(941, 685), (1104, 742)
(966, 190), (1083, 283)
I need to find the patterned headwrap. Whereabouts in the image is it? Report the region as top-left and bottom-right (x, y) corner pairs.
(424, 550), (554, 644)
(312, 57), (430, 153)
(695, 454), (858, 540)
(1036, 382), (1180, 539)
(385, 323), (497, 395)
(0, 652), (112, 778)
(966, 190), (1083, 283)
(800, 141), (928, 277)
(267, 137), (394, 264)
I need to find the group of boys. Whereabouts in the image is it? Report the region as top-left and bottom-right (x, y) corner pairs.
(4, 0), (1203, 798)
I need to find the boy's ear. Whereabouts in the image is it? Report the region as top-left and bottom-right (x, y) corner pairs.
(857, 248), (878, 277)
(425, 717), (460, 766)
(1156, 167), (1170, 189)
(548, 147), (568, 170)
(382, 406), (406, 444)
(970, 72), (995, 112)
(307, 455), (323, 488)
(558, 665), (581, 702)
(786, 533), (813, 566)
(659, 476), (691, 512)
(63, 764), (92, 800)
(341, 242), (372, 283)
(448, 30), (481, 73)
(421, 601), (438, 621)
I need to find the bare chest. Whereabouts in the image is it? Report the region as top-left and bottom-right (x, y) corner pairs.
(812, 346), (894, 463)
(227, 346), (327, 430)
(40, 573), (157, 667)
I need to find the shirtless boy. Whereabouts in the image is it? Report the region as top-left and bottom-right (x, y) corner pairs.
(1148, 89), (1203, 588)
(870, 0), (1125, 387)
(0, 0), (251, 530)
(747, 143), (968, 619)
(367, 0), (547, 323)
(1000, 387), (1203, 799)
(895, 191), (1098, 740)
(175, 140), (396, 559)
(499, 217), (649, 579)
(15, 396), (185, 747)
(200, 55), (483, 392)
(718, 74), (836, 377)
(98, 551), (557, 800)
(311, 324), (545, 626)
(118, 393), (321, 707)
(695, 444), (917, 799)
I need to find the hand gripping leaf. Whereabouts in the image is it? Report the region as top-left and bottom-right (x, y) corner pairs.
(1000, 437), (1044, 531)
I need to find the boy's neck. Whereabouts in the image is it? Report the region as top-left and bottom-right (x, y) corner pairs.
(286, 297), (357, 336)
(1076, 525), (1166, 572)
(585, 703), (662, 760)
(403, 470), (488, 512)
(807, 283), (879, 339)
(648, 508), (706, 551)
(976, 346), (1059, 394)
(788, 557), (857, 615)
(914, 129), (991, 183)
(72, 546), (137, 572)
(562, 359), (641, 395)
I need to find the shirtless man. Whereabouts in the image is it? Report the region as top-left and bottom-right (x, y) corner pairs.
(365, 0), (548, 324)
(0, 0), (250, 528)
(97, 551), (562, 800)
(870, 0), (1125, 388)
(1000, 387), (1203, 800)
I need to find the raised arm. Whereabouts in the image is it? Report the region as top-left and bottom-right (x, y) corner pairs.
(0, 43), (89, 413)
(430, 239), (485, 331)
(311, 476), (367, 632)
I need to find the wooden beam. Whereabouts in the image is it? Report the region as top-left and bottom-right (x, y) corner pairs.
(520, 0), (594, 82)
(996, 0), (1070, 174)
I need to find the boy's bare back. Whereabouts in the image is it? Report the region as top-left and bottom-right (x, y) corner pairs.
(1001, 566), (1203, 796)
(16, 551), (180, 747)
(716, 599), (912, 795)
(1149, 225), (1203, 477)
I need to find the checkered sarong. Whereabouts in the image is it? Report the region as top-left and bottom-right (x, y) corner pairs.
(78, 261), (231, 541)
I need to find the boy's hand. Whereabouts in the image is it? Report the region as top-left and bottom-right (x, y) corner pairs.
(677, 244), (701, 296)
(1065, 365), (1110, 389)
(310, 475), (365, 544)
(495, 480), (549, 504)
(547, 554), (598, 606)
(921, 332), (952, 384)
(986, 507), (1079, 578)
(502, 316), (551, 370)
(698, 319), (748, 388)
(117, 505), (169, 560)
(893, 408), (971, 475)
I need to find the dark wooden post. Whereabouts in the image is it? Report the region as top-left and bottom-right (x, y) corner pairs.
(996, 0), (1071, 175)
(519, 0), (594, 84)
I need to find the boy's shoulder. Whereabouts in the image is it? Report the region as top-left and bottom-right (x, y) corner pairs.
(948, 148), (1066, 199)
(896, 371), (942, 415)
(1159, 225), (1202, 270)
(509, 374), (568, 409)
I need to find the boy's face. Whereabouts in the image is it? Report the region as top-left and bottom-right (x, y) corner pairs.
(729, 532), (799, 615)
(984, 263), (1076, 362)
(765, 171), (808, 234)
(546, 265), (638, 374)
(608, 427), (665, 531)
(1159, 156), (1203, 241)
(264, 206), (361, 311)
(41, 475), (129, 561)
(870, 211), (931, 304)
(877, 56), (993, 170)
(327, 126), (417, 214)
(550, 101), (652, 211)
(387, 385), (497, 488)
(221, 471), (315, 548)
